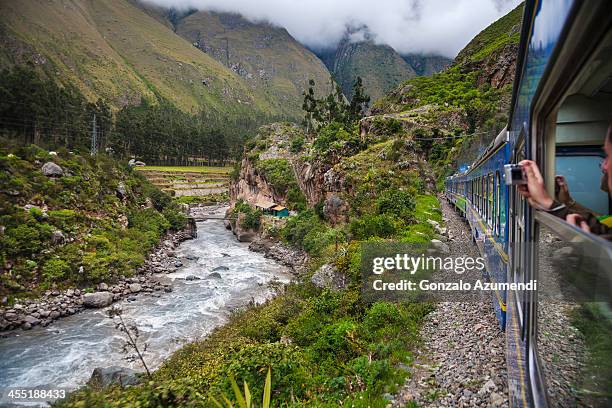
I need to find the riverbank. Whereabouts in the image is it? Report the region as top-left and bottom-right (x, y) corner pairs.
(0, 209), (292, 399)
(0, 216), (197, 333)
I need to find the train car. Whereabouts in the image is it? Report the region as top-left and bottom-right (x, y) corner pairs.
(445, 1), (612, 407)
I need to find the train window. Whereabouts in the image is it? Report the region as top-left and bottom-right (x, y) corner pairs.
(495, 171), (501, 237)
(479, 176), (483, 214)
(488, 173), (494, 227)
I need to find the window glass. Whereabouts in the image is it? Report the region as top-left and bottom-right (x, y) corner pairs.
(556, 155), (609, 215)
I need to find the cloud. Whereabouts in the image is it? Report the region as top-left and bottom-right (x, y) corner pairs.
(143, 0), (522, 57)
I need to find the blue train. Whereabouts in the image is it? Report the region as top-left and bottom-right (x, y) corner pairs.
(444, 1), (612, 407)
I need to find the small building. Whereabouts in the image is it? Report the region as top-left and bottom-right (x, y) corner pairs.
(254, 200), (289, 218)
(270, 204), (289, 218)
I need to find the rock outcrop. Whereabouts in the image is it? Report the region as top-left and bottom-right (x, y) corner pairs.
(88, 366), (141, 388)
(311, 264), (347, 291)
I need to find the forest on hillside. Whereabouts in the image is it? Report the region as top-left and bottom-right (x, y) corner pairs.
(0, 67), (281, 165)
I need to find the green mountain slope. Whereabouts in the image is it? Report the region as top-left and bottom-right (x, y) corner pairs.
(370, 3), (523, 180)
(0, 0), (277, 118)
(317, 39), (417, 102)
(172, 11), (332, 117)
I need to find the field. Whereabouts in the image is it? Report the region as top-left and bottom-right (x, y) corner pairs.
(135, 166), (232, 174)
(136, 166), (231, 197)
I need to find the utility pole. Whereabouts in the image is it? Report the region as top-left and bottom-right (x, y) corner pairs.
(91, 113), (97, 155)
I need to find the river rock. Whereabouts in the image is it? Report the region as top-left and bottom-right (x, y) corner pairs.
(88, 366), (141, 388)
(82, 292), (114, 308)
(129, 283), (142, 293)
(24, 315), (41, 326)
(41, 162), (63, 177)
(98, 282), (109, 291)
(311, 264), (347, 291)
(212, 266), (229, 272)
(207, 272), (222, 279)
(185, 275), (201, 281)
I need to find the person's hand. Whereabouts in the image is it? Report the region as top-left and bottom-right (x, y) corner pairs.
(555, 175), (572, 203)
(517, 160), (554, 209)
(566, 213), (591, 233)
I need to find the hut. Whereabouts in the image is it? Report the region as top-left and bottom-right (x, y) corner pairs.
(254, 200), (289, 218)
(270, 204), (289, 218)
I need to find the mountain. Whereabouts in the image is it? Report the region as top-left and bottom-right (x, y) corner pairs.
(315, 37), (417, 102)
(401, 54), (452, 77)
(453, 2), (523, 89)
(171, 10), (331, 117)
(0, 0), (312, 122)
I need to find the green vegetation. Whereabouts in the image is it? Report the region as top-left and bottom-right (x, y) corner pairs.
(0, 66), (273, 166)
(454, 3), (523, 64)
(302, 77), (370, 133)
(59, 281), (433, 407)
(0, 0), (297, 121)
(0, 143), (186, 298)
(571, 304), (612, 402)
(255, 159), (306, 211)
(232, 200), (263, 231)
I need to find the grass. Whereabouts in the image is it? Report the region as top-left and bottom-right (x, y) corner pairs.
(136, 165), (232, 174)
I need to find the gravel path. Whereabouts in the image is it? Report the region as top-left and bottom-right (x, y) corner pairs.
(393, 196), (509, 407)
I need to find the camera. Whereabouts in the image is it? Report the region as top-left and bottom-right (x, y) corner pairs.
(504, 164), (526, 185)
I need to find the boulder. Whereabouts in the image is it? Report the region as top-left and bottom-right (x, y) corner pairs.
(88, 366), (141, 388)
(116, 182), (127, 199)
(24, 315), (41, 326)
(212, 266), (229, 272)
(430, 239), (450, 254)
(41, 162), (63, 177)
(185, 275), (201, 281)
(82, 292), (114, 308)
(207, 272), (222, 279)
(310, 264), (347, 291)
(129, 283), (142, 293)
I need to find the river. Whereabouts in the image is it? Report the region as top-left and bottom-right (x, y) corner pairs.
(0, 214), (291, 404)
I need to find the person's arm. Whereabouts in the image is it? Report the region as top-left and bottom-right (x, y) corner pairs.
(555, 175), (601, 218)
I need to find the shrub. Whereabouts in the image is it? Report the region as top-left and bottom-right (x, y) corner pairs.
(232, 200), (262, 231)
(310, 319), (361, 362)
(376, 190), (415, 220)
(42, 258), (71, 281)
(290, 136), (305, 153)
(219, 343), (311, 402)
(256, 159), (296, 195)
(162, 207), (187, 230)
(349, 213), (400, 240)
(281, 210), (321, 249)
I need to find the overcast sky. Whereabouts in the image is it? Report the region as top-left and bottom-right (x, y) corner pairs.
(144, 0), (522, 57)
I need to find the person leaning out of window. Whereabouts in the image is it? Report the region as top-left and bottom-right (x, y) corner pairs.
(517, 124), (612, 241)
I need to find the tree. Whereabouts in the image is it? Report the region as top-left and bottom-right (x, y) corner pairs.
(348, 76), (370, 123)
